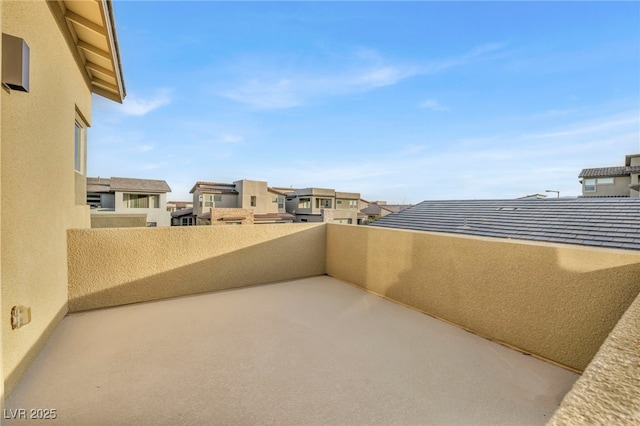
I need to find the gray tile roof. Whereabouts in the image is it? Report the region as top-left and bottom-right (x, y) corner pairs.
(579, 167), (631, 178)
(86, 178), (111, 193)
(171, 208), (194, 218)
(369, 198), (640, 251)
(109, 177), (171, 193)
(88, 177), (171, 193)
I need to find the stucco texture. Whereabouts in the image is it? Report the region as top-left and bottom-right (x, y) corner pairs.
(2, 1), (92, 395)
(326, 224), (640, 372)
(549, 292), (640, 425)
(68, 224), (326, 312)
(90, 214), (147, 228)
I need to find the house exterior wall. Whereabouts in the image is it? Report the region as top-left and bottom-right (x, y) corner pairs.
(235, 179), (268, 213)
(67, 224), (327, 311)
(0, 0), (4, 407)
(266, 189), (285, 214)
(113, 191), (170, 226)
(326, 224), (640, 372)
(192, 188), (237, 217)
(1, 0), (92, 395)
(209, 208), (254, 225)
(90, 214), (147, 228)
(582, 176), (631, 197)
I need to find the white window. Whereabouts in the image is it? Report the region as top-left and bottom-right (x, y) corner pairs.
(74, 115), (87, 173)
(181, 217), (194, 226)
(201, 194), (216, 207)
(597, 177), (614, 185)
(584, 179), (596, 192)
(299, 198), (311, 209)
(278, 198), (285, 209)
(349, 200), (358, 208)
(124, 193), (159, 208)
(316, 198), (332, 208)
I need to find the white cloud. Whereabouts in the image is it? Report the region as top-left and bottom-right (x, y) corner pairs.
(221, 79), (300, 110)
(217, 43), (503, 110)
(221, 133), (244, 144)
(120, 89), (172, 116)
(419, 99), (449, 111)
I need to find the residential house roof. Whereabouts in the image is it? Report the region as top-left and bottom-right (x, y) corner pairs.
(361, 203), (412, 216)
(579, 167), (631, 178)
(108, 177), (171, 193)
(87, 177), (171, 194)
(52, 1), (126, 102)
(86, 177), (111, 193)
(369, 198), (640, 250)
(267, 188), (289, 196)
(171, 208), (194, 218)
(190, 181), (237, 193)
(361, 204), (394, 216)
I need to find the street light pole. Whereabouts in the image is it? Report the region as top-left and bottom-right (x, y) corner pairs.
(545, 190), (560, 198)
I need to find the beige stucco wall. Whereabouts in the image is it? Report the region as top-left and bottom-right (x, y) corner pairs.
(0, 0), (4, 410)
(549, 291), (640, 424)
(583, 176), (631, 197)
(90, 213), (147, 228)
(2, 1), (92, 395)
(68, 224), (326, 312)
(326, 224), (640, 372)
(210, 208), (254, 225)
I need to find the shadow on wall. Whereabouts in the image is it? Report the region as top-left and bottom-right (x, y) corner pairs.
(68, 225), (326, 312)
(326, 224), (640, 372)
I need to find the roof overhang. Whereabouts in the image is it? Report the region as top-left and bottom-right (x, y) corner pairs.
(54, 0), (126, 103)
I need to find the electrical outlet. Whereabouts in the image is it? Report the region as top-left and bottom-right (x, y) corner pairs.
(11, 305), (31, 329)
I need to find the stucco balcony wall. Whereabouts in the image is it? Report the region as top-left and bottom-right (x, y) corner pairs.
(67, 224), (326, 312)
(325, 224), (640, 373)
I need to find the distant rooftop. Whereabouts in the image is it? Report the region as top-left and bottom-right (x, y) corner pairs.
(579, 166), (634, 178)
(87, 177), (171, 193)
(369, 198), (640, 250)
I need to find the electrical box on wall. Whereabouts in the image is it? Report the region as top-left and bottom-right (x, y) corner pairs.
(2, 33), (30, 92)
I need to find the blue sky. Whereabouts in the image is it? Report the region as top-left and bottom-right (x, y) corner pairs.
(90, 1), (640, 203)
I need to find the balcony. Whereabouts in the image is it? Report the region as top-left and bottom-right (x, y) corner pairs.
(5, 224), (640, 424)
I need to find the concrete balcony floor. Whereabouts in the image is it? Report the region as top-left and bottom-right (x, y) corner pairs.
(6, 276), (578, 425)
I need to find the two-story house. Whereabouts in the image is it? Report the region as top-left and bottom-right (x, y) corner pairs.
(87, 177), (172, 227)
(578, 154), (640, 197)
(173, 179), (293, 225)
(285, 188), (361, 224)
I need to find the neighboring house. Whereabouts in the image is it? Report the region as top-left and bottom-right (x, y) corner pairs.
(166, 200), (193, 213)
(578, 154), (640, 198)
(285, 188), (361, 224)
(516, 194), (549, 200)
(173, 180), (294, 226)
(369, 198), (640, 250)
(87, 177), (172, 227)
(360, 201), (413, 223)
(1, 0), (125, 395)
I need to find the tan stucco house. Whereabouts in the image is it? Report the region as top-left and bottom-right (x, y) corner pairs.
(579, 153), (640, 197)
(173, 180), (294, 225)
(1, 0), (125, 397)
(285, 188), (361, 224)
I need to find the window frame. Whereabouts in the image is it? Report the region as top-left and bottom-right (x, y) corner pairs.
(584, 179), (596, 192)
(74, 114), (87, 174)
